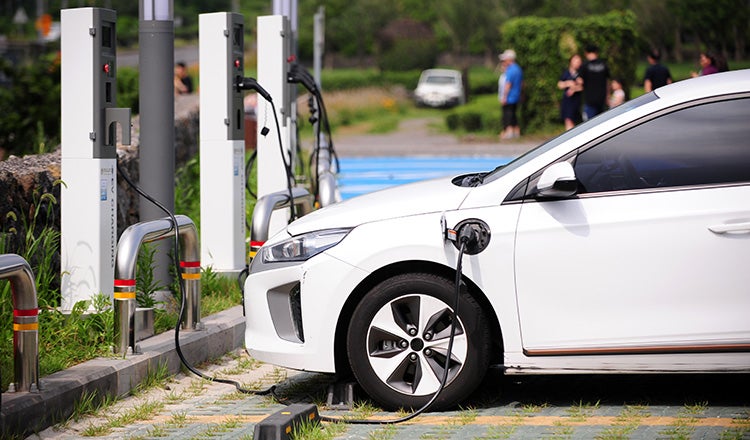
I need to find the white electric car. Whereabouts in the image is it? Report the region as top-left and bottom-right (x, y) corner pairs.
(244, 70), (750, 410)
(413, 68), (465, 108)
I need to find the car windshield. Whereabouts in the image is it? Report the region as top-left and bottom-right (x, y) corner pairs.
(481, 92), (659, 184)
(424, 75), (457, 85)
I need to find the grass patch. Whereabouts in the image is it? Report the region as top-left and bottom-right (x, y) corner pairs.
(80, 399), (165, 436)
(520, 402), (549, 416)
(132, 361), (173, 396)
(348, 400), (381, 420)
(480, 424), (518, 439)
(657, 402), (707, 439)
(596, 404), (650, 440)
(62, 390), (117, 426)
(367, 424), (398, 440)
(163, 389), (187, 404)
(185, 378), (210, 396)
(565, 400), (600, 422)
(455, 406), (479, 425)
(164, 411), (193, 428)
(291, 418), (347, 440)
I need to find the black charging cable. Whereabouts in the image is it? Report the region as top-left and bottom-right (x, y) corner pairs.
(237, 76), (298, 222)
(287, 63), (340, 204)
(116, 158), (274, 396)
(245, 149), (257, 200)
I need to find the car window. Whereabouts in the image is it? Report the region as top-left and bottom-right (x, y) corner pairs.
(488, 93), (657, 186)
(574, 97), (750, 194)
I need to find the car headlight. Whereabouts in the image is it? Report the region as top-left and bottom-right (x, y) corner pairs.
(261, 228), (351, 263)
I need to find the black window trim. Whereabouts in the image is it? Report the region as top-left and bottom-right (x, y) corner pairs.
(504, 92), (750, 204)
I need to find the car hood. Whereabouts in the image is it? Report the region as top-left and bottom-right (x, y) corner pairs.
(287, 177), (469, 235)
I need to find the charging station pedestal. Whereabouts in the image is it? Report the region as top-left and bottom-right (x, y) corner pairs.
(199, 12), (246, 275)
(60, 8), (131, 311)
(256, 15), (295, 237)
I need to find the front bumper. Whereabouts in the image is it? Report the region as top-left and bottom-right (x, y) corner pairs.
(243, 252), (369, 373)
(415, 93), (461, 108)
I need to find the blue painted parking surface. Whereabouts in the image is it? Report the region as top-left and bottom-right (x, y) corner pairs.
(337, 156), (514, 199)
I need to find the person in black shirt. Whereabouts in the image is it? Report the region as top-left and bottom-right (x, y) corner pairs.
(643, 49), (672, 92)
(580, 44), (610, 120)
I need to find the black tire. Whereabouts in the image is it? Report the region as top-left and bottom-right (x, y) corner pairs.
(347, 273), (491, 411)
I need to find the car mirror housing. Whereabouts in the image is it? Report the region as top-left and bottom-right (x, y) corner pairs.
(536, 161), (578, 199)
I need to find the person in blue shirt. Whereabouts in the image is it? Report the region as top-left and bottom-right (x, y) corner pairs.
(499, 49), (523, 139)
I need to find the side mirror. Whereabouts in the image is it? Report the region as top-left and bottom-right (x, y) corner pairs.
(536, 162), (578, 199)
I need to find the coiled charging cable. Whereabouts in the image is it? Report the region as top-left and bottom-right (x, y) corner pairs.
(116, 159), (274, 396)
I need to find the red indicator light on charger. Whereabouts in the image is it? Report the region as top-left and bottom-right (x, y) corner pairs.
(234, 59), (241, 68)
(102, 63), (111, 74)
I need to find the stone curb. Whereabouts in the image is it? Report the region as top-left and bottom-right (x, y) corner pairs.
(1, 306), (245, 438)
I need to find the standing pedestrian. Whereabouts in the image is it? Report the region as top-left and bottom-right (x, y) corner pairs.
(498, 49), (523, 140)
(580, 44), (609, 120)
(174, 61), (194, 95)
(557, 54), (583, 130)
(608, 78), (625, 108)
(691, 51), (719, 77)
(643, 49), (672, 92)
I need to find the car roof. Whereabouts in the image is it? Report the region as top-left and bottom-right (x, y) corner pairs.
(655, 69), (750, 102)
(421, 68), (461, 77)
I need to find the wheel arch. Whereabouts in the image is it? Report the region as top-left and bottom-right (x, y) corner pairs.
(333, 259), (504, 376)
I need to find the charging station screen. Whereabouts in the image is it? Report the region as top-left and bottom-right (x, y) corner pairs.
(233, 24), (243, 49)
(102, 25), (113, 48)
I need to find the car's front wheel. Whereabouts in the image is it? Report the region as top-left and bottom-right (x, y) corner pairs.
(347, 273), (491, 411)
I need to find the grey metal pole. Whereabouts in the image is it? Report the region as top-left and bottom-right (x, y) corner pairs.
(313, 6), (324, 88)
(139, 0), (175, 288)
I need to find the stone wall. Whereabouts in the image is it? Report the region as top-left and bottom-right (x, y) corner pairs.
(0, 94), (200, 254)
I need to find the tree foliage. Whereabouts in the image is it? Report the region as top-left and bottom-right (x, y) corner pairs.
(1, 0), (748, 155)
(0, 53), (61, 157)
(502, 11), (639, 131)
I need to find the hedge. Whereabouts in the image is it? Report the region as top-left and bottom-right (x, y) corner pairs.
(501, 10), (639, 132)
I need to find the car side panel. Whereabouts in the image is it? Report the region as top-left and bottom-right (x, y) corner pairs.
(514, 185), (750, 354)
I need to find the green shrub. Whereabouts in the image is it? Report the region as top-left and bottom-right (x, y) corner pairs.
(460, 112), (483, 131)
(465, 68), (500, 96)
(445, 113), (461, 131)
(0, 53), (61, 157)
(502, 11), (639, 131)
(117, 66), (140, 114)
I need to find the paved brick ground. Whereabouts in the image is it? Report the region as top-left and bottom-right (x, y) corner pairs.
(31, 348), (750, 440)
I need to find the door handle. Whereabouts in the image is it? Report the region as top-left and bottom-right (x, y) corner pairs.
(708, 221), (750, 234)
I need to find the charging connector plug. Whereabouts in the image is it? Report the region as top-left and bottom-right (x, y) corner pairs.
(450, 219), (491, 255)
(287, 63), (319, 94)
(236, 76), (273, 102)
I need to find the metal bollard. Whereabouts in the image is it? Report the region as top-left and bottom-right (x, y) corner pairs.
(113, 215), (200, 355)
(250, 187), (314, 244)
(0, 254), (40, 392)
(179, 259), (201, 332)
(113, 278), (136, 355)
